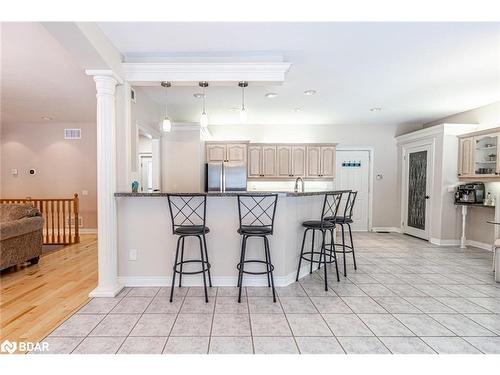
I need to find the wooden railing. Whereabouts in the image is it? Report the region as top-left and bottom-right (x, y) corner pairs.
(0, 194), (80, 245)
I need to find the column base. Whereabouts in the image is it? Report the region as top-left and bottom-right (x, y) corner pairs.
(89, 284), (123, 298)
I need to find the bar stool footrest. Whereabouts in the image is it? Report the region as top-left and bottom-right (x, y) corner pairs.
(237, 259), (275, 275)
(174, 259), (211, 275)
(324, 243), (354, 253)
(299, 251), (337, 264)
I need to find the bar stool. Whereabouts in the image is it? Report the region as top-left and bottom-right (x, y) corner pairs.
(167, 194), (212, 303)
(326, 191), (358, 277)
(295, 192), (342, 291)
(236, 194), (278, 303)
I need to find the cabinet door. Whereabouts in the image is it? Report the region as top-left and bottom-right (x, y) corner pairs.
(473, 134), (498, 177)
(262, 146), (277, 177)
(277, 146), (292, 177)
(226, 143), (247, 163)
(307, 146), (321, 177)
(458, 137), (474, 176)
(320, 146), (336, 178)
(206, 144), (226, 162)
(291, 146), (306, 177)
(248, 146), (262, 177)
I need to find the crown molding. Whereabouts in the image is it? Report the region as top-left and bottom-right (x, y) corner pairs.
(122, 62), (292, 85)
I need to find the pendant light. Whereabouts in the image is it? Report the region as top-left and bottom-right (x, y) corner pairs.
(161, 81), (172, 132)
(199, 81), (209, 128)
(238, 81), (248, 123)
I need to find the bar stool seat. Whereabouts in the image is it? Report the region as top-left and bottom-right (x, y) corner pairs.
(324, 216), (353, 224)
(302, 220), (336, 229)
(174, 225), (210, 235)
(237, 225), (272, 235)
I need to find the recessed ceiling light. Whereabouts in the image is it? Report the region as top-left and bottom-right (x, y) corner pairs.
(265, 93), (278, 98)
(304, 90), (316, 96)
(293, 108), (302, 113)
(370, 107), (382, 112)
(193, 93), (206, 99)
(41, 116), (53, 121)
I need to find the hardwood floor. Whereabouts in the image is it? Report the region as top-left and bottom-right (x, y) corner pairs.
(0, 235), (97, 353)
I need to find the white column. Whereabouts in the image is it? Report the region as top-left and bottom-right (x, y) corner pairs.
(87, 70), (123, 297)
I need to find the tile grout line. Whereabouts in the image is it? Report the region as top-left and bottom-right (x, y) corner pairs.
(162, 287), (189, 354)
(206, 286), (218, 354)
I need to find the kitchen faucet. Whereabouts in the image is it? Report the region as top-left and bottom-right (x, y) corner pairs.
(294, 177), (304, 193)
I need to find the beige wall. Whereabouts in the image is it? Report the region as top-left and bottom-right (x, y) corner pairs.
(1, 121), (97, 228)
(209, 123), (412, 228)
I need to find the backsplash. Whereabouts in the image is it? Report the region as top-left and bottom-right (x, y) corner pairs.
(247, 180), (334, 192)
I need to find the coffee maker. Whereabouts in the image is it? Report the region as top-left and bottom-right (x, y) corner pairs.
(454, 182), (485, 204)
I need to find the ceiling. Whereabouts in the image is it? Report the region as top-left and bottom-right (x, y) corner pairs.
(98, 22), (500, 126)
(1, 22), (96, 123)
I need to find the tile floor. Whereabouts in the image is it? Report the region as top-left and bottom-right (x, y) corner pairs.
(32, 233), (500, 354)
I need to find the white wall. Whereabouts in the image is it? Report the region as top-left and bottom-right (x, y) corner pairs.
(209, 123), (410, 228)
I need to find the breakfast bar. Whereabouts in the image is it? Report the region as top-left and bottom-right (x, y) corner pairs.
(115, 191), (343, 287)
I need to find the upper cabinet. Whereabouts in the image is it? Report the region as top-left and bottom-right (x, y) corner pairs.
(458, 128), (500, 179)
(307, 146), (336, 178)
(206, 142), (248, 163)
(207, 142), (336, 180)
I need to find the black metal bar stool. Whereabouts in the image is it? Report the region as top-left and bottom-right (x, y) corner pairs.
(236, 194), (278, 303)
(295, 192), (343, 290)
(167, 194), (212, 303)
(326, 191), (358, 277)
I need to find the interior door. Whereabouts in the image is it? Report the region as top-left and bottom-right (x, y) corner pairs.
(334, 150), (370, 231)
(404, 145), (431, 239)
(139, 154), (153, 192)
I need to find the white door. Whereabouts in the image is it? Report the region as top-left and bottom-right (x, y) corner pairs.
(403, 144), (432, 240)
(140, 154), (153, 192)
(334, 150), (370, 231)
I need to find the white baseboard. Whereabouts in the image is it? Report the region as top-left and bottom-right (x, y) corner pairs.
(80, 228), (98, 234)
(118, 265), (312, 288)
(371, 227), (401, 233)
(89, 284), (124, 297)
(430, 237), (492, 251)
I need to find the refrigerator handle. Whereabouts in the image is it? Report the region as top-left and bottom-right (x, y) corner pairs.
(221, 162), (226, 192)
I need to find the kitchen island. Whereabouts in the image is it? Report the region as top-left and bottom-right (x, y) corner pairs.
(115, 191), (345, 287)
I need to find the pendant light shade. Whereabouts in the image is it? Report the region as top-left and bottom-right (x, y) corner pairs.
(199, 81), (209, 128)
(238, 81), (248, 124)
(161, 81), (172, 132)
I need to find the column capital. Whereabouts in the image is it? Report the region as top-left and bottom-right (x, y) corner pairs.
(85, 69), (124, 85)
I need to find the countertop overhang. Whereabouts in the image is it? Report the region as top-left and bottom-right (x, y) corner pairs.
(115, 190), (349, 197)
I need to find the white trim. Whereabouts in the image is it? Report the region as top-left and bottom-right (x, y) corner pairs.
(430, 237), (493, 251)
(119, 265), (311, 288)
(335, 146), (374, 232)
(85, 69), (123, 84)
(400, 139), (435, 240)
(371, 227), (401, 233)
(89, 284), (123, 298)
(122, 62), (292, 84)
(79, 228), (98, 234)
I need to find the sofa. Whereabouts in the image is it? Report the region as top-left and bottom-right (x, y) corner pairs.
(0, 204), (44, 270)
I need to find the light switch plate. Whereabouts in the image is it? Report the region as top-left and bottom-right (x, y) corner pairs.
(11, 169), (18, 176)
(129, 249), (137, 261)
(82, 190), (89, 196)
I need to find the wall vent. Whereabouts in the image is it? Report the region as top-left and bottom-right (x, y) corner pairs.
(64, 128), (81, 140)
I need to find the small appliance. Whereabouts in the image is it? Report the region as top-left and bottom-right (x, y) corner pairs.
(454, 182), (485, 204)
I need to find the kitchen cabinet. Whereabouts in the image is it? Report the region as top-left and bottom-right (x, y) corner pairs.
(247, 145), (277, 177)
(206, 142), (247, 163)
(262, 146), (277, 176)
(307, 146), (336, 178)
(457, 127), (500, 179)
(276, 146), (307, 178)
(291, 146), (307, 177)
(277, 146), (292, 177)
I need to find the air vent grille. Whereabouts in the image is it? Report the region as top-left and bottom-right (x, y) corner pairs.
(64, 128), (81, 140)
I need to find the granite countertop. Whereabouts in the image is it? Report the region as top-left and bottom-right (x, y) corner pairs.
(115, 190), (350, 197)
(454, 202), (495, 208)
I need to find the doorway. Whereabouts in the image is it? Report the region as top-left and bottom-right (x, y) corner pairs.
(334, 150), (372, 231)
(137, 126), (162, 192)
(402, 143), (433, 240)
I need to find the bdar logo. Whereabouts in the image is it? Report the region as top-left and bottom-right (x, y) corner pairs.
(1, 340), (17, 354)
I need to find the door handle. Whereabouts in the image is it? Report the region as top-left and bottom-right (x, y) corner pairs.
(425, 195), (430, 199)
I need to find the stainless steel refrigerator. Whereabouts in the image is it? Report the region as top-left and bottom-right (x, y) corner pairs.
(205, 162), (247, 192)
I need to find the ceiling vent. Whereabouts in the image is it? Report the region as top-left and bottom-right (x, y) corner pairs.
(64, 128), (81, 140)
